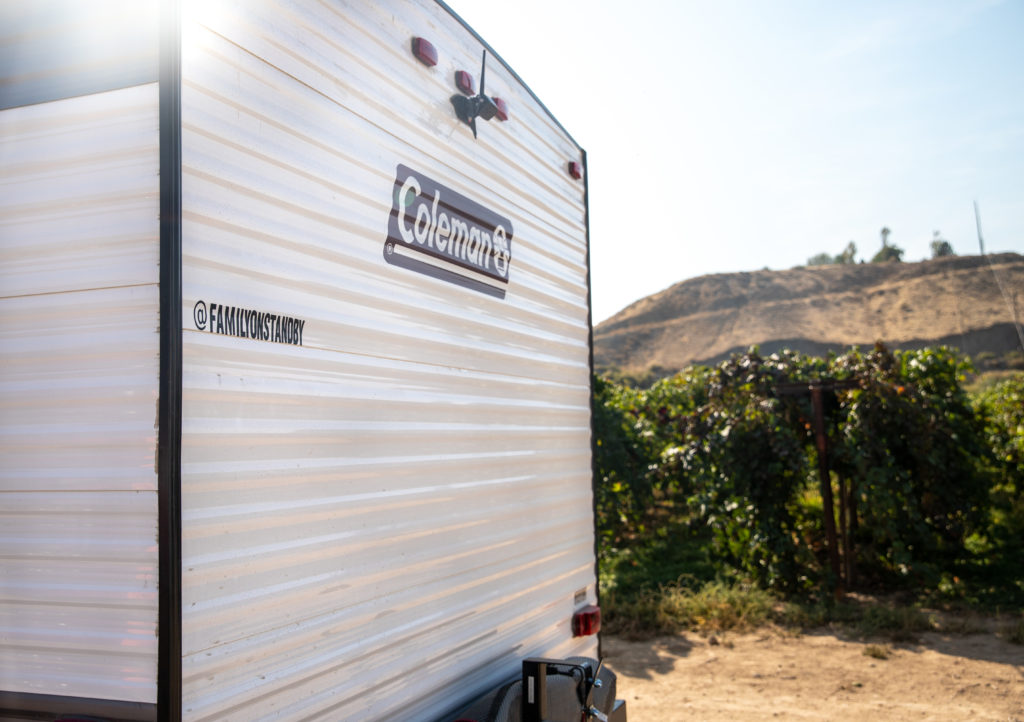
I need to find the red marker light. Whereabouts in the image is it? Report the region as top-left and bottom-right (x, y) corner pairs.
(411, 37), (438, 67)
(572, 604), (601, 637)
(492, 96), (509, 122)
(568, 160), (583, 180)
(455, 70), (475, 95)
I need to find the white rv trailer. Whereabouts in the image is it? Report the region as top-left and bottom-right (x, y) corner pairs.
(0, 1), (618, 720)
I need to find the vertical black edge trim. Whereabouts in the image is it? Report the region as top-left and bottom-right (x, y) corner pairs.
(158, 0), (183, 720)
(579, 150), (603, 662)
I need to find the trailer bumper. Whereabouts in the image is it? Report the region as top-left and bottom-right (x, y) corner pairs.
(609, 698), (628, 722)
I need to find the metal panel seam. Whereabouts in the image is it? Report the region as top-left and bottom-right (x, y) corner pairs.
(581, 148), (603, 661)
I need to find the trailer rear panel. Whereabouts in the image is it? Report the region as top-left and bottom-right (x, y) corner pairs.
(179, 2), (594, 719)
(1, 2), (595, 720)
(0, 7), (162, 705)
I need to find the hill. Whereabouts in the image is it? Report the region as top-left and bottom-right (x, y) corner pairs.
(594, 253), (1024, 380)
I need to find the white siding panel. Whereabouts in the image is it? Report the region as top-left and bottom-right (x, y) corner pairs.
(178, 31), (588, 381)
(0, 492), (158, 701)
(180, 2), (594, 720)
(0, 84), (161, 298)
(0, 287), (161, 493)
(0, 84), (160, 704)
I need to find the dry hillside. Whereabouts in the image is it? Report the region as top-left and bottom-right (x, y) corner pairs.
(595, 253), (1024, 378)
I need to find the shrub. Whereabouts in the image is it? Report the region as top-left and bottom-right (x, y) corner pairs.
(592, 346), (1011, 603)
(831, 346), (992, 584)
(592, 375), (659, 546)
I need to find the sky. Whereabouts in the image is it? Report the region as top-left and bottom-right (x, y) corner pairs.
(445, 0), (1024, 323)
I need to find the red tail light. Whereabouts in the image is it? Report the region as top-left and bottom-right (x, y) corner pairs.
(455, 70), (475, 95)
(572, 604), (601, 637)
(492, 97), (509, 121)
(411, 37), (438, 67)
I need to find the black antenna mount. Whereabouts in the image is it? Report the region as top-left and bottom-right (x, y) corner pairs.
(451, 50), (499, 139)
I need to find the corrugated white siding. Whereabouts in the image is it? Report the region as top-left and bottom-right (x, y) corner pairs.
(0, 84), (161, 703)
(179, 1), (594, 720)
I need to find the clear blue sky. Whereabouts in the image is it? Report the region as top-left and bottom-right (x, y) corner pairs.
(446, 0), (1024, 323)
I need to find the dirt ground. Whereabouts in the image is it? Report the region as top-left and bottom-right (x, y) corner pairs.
(603, 627), (1024, 721)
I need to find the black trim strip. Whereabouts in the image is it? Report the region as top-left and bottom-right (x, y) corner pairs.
(579, 150), (603, 661)
(157, 0), (183, 720)
(0, 692), (155, 722)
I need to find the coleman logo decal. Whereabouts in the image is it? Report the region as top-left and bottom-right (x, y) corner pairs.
(193, 300), (306, 346)
(384, 164), (514, 299)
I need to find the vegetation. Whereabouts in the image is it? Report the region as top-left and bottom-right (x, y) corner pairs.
(808, 228), (944, 265)
(863, 644), (890, 659)
(970, 350), (1024, 376)
(871, 226), (904, 263)
(871, 245), (904, 263)
(603, 580), (775, 638)
(930, 231), (954, 258)
(807, 241), (857, 267)
(970, 373), (1024, 594)
(594, 346), (1024, 637)
(807, 231), (956, 266)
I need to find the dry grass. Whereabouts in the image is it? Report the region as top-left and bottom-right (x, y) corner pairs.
(595, 253), (1024, 377)
(1000, 617), (1024, 645)
(862, 643), (891, 659)
(604, 581), (774, 639)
